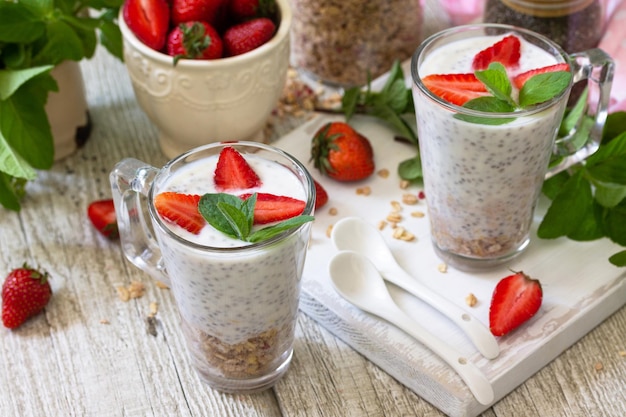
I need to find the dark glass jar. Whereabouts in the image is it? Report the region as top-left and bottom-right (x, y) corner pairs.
(483, 0), (604, 53)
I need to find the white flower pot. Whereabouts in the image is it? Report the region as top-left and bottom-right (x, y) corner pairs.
(45, 60), (92, 161)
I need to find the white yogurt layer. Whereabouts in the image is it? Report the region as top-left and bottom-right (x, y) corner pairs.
(152, 152), (311, 347)
(414, 34), (569, 260)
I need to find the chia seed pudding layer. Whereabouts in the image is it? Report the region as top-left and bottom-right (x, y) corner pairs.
(413, 32), (570, 262)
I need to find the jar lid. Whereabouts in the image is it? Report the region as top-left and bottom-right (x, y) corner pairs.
(499, 0), (595, 17)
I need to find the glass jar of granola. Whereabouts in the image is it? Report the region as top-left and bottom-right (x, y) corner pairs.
(289, 0), (423, 87)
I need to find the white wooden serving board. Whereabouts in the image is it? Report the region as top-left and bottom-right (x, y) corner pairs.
(272, 113), (626, 417)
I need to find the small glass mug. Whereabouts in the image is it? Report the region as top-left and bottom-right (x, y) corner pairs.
(109, 141), (315, 393)
(411, 24), (614, 270)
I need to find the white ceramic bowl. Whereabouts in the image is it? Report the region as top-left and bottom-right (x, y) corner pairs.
(119, 0), (292, 158)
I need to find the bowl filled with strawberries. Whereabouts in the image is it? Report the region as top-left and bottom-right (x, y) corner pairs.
(119, 0), (292, 159)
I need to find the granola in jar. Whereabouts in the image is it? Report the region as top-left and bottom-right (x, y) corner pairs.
(290, 0), (423, 87)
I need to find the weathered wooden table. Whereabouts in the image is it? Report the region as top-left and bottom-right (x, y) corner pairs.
(1, 2), (625, 416)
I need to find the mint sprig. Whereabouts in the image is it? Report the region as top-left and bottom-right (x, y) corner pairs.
(458, 62), (572, 124)
(539, 111), (626, 267)
(198, 193), (314, 243)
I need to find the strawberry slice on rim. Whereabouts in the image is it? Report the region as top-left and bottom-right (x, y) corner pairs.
(512, 63), (570, 90)
(214, 146), (262, 191)
(472, 35), (521, 70)
(154, 192), (205, 234)
(422, 73), (489, 106)
(239, 193), (306, 225)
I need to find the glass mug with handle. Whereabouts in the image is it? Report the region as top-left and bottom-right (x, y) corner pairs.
(109, 141), (316, 393)
(411, 24), (614, 270)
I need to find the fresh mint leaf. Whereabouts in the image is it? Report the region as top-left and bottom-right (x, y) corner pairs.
(1, 81), (55, 170)
(0, 172), (26, 212)
(602, 111), (626, 144)
(0, 3), (45, 43)
(602, 199), (626, 246)
(398, 154), (422, 181)
(0, 129), (37, 180)
(593, 181), (626, 208)
(475, 62), (515, 107)
(216, 200), (252, 241)
(249, 215), (315, 243)
(537, 170), (591, 239)
(199, 193), (248, 238)
(586, 132), (626, 178)
(566, 199), (604, 241)
(609, 250), (626, 267)
(341, 87), (360, 121)
(32, 19), (85, 65)
(0, 65), (53, 100)
(369, 102), (418, 145)
(457, 96), (516, 125)
(199, 192), (314, 243)
(559, 88), (588, 136)
(519, 71), (571, 108)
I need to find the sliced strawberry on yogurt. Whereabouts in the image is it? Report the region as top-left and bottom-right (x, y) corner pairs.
(214, 146), (262, 191)
(239, 192), (306, 224)
(422, 73), (489, 106)
(154, 192), (205, 234)
(512, 63), (571, 90)
(472, 35), (521, 70)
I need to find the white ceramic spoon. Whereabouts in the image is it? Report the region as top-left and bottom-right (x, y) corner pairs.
(331, 216), (500, 360)
(329, 251), (495, 406)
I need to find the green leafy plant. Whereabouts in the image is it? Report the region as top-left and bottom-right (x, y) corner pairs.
(0, 0), (124, 211)
(198, 193), (314, 243)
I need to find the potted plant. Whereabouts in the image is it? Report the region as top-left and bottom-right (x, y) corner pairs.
(0, 0), (124, 211)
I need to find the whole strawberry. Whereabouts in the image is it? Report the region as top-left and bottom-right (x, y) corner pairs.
(230, 0), (277, 21)
(223, 17), (276, 57)
(123, 0), (170, 51)
(489, 271), (542, 336)
(167, 22), (223, 63)
(171, 0), (225, 27)
(2, 264), (52, 329)
(310, 122), (375, 182)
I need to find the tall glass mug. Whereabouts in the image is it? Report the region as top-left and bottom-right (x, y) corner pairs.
(411, 24), (614, 270)
(109, 142), (315, 393)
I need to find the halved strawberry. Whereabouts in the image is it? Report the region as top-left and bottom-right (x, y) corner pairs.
(489, 271), (543, 337)
(472, 35), (521, 70)
(512, 63), (570, 90)
(154, 192), (205, 234)
(88, 199), (119, 239)
(123, 0), (170, 51)
(422, 73), (489, 106)
(239, 193), (306, 224)
(214, 146), (262, 191)
(314, 179), (328, 209)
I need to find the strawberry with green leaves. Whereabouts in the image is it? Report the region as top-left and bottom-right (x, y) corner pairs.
(311, 122), (375, 182)
(123, 0), (170, 51)
(223, 17), (276, 57)
(2, 264), (52, 329)
(167, 22), (223, 63)
(88, 199), (119, 239)
(489, 271), (543, 336)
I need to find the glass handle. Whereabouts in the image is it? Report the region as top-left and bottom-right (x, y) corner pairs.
(549, 48), (615, 176)
(109, 158), (170, 285)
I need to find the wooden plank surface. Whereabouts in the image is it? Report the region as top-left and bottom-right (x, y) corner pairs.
(1, 2), (626, 416)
